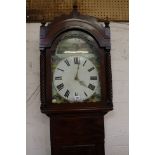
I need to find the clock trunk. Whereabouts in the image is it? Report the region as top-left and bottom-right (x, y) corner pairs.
(50, 113), (105, 155)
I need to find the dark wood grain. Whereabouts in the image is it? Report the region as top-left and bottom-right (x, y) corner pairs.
(40, 50), (46, 104)
(50, 113), (105, 155)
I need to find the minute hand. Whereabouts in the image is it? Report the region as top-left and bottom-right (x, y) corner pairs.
(74, 62), (87, 87)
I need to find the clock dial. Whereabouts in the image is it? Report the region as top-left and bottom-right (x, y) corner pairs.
(53, 56), (99, 102)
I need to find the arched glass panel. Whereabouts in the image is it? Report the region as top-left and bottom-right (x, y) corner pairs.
(51, 30), (101, 103)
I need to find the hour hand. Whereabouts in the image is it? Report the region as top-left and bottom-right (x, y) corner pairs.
(78, 80), (87, 87)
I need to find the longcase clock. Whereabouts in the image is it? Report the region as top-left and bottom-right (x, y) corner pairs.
(40, 5), (113, 155)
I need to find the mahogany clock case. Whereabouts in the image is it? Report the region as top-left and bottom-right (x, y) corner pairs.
(39, 8), (113, 155)
(40, 9), (113, 115)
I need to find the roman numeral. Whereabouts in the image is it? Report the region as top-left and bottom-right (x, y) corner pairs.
(64, 59), (70, 66)
(90, 76), (97, 80)
(74, 57), (80, 64)
(55, 76), (62, 80)
(57, 68), (64, 72)
(88, 67), (95, 72)
(64, 89), (70, 98)
(83, 60), (87, 66)
(88, 83), (95, 91)
(57, 83), (64, 91)
(84, 92), (87, 96)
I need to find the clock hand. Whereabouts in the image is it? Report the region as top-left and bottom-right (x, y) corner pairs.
(78, 80), (87, 87)
(74, 62), (87, 87)
(74, 63), (80, 80)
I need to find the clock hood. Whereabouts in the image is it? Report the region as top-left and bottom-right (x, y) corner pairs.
(40, 6), (111, 50)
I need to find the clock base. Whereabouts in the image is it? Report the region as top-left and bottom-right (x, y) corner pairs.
(50, 113), (105, 155)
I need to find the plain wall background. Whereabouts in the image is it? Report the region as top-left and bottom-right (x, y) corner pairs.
(26, 22), (129, 155)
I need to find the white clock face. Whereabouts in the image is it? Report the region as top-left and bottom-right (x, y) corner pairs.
(53, 56), (99, 102)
